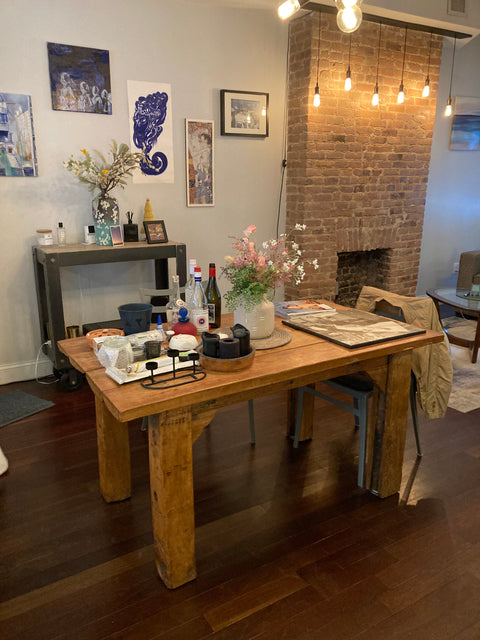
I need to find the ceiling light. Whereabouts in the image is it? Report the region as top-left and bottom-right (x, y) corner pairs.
(313, 14), (321, 107)
(278, 0), (300, 20)
(423, 32), (433, 97)
(397, 28), (408, 104)
(372, 23), (381, 106)
(336, 0), (362, 33)
(445, 36), (457, 117)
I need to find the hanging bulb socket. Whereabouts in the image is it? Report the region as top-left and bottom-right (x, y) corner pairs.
(445, 96), (452, 117)
(372, 83), (379, 106)
(397, 82), (405, 104)
(344, 66), (352, 91)
(313, 84), (320, 107)
(422, 76), (430, 98)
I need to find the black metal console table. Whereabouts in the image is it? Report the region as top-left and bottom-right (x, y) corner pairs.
(33, 241), (187, 386)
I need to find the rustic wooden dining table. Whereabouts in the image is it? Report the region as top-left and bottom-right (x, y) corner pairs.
(58, 310), (444, 589)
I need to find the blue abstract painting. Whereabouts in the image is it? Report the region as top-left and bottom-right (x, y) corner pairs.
(47, 42), (112, 114)
(0, 93), (38, 177)
(450, 96), (480, 151)
(128, 81), (174, 183)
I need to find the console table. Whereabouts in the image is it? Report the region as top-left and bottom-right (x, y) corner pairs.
(33, 241), (187, 380)
(427, 287), (480, 363)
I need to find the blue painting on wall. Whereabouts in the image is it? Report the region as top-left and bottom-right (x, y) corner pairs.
(0, 93), (38, 177)
(47, 42), (112, 114)
(450, 96), (480, 151)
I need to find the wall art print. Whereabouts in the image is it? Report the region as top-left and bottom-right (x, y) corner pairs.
(47, 42), (112, 114)
(0, 93), (38, 177)
(450, 96), (480, 151)
(220, 90), (269, 137)
(127, 80), (174, 184)
(186, 119), (214, 207)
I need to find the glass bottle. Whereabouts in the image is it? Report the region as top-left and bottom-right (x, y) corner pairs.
(166, 274), (182, 329)
(184, 258), (197, 309)
(57, 222), (66, 246)
(205, 262), (222, 329)
(191, 268), (209, 333)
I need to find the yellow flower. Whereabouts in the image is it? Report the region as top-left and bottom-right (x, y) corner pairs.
(74, 171), (78, 175)
(102, 169), (109, 175)
(81, 149), (86, 154)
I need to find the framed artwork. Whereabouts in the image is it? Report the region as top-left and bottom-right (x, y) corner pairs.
(220, 90), (269, 137)
(47, 42), (112, 114)
(185, 119), (214, 207)
(127, 80), (174, 183)
(110, 225), (124, 246)
(0, 93), (38, 177)
(145, 220), (168, 244)
(449, 96), (480, 151)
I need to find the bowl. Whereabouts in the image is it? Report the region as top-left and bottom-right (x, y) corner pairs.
(86, 328), (125, 349)
(197, 345), (255, 372)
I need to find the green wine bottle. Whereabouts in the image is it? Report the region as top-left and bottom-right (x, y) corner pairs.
(205, 263), (222, 329)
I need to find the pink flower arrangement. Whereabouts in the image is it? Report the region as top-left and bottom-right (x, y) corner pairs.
(223, 224), (318, 311)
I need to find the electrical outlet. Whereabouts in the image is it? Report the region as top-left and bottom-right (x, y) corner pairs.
(453, 262), (459, 273)
(45, 339), (52, 347)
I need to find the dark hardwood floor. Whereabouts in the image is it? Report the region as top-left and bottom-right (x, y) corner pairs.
(1, 375), (480, 639)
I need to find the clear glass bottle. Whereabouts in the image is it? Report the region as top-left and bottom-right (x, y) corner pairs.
(57, 222), (66, 246)
(191, 268), (209, 333)
(205, 262), (222, 329)
(166, 274), (182, 329)
(185, 259), (196, 309)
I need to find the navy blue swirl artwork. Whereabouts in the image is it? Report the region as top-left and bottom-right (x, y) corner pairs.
(47, 42), (112, 114)
(128, 81), (174, 183)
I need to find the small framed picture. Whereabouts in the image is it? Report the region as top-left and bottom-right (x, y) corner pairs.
(110, 225), (124, 246)
(186, 119), (214, 207)
(220, 90), (269, 137)
(145, 220), (168, 244)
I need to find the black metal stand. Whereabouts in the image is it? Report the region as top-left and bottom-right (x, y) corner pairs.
(141, 350), (206, 390)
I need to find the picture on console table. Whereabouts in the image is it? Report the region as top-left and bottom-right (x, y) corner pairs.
(144, 220), (168, 244)
(0, 93), (38, 177)
(220, 90), (269, 137)
(47, 42), (112, 114)
(186, 119), (214, 207)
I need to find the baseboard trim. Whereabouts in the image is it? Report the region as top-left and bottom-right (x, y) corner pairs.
(0, 359), (53, 385)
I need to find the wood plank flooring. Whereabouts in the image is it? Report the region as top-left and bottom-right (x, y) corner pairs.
(1, 376), (479, 639)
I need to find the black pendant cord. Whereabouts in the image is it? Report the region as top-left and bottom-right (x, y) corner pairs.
(315, 12), (321, 87)
(375, 23), (382, 87)
(426, 31), (433, 80)
(448, 36), (457, 96)
(348, 32), (352, 72)
(400, 27), (408, 87)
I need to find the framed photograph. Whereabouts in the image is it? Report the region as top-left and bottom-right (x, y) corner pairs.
(145, 220), (168, 244)
(47, 42), (112, 114)
(220, 90), (269, 137)
(186, 119), (214, 207)
(110, 225), (123, 246)
(0, 93), (38, 177)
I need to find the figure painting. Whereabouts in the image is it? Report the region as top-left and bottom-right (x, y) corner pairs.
(128, 81), (174, 183)
(47, 42), (112, 114)
(186, 119), (214, 207)
(0, 93), (38, 177)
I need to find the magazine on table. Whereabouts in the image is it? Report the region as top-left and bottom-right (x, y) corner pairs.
(274, 299), (336, 319)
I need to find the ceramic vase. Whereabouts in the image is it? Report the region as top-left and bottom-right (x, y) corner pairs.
(92, 192), (119, 246)
(233, 297), (275, 340)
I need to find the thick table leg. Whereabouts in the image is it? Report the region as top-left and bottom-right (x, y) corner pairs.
(148, 408), (196, 589)
(472, 316), (480, 363)
(367, 350), (411, 498)
(286, 387), (314, 442)
(95, 396), (131, 502)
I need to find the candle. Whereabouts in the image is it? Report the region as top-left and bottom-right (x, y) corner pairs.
(230, 323), (250, 356)
(218, 337), (240, 359)
(202, 332), (220, 358)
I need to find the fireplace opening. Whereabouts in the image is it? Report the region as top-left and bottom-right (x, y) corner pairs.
(335, 249), (392, 308)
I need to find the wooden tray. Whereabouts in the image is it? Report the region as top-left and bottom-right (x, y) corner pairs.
(197, 345), (255, 372)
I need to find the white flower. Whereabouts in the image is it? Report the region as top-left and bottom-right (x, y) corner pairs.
(294, 223), (307, 231)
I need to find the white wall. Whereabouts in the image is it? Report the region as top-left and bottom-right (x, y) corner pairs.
(417, 34), (480, 294)
(0, 0), (288, 382)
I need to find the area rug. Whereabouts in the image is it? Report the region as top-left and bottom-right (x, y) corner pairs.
(0, 391), (54, 427)
(443, 317), (480, 413)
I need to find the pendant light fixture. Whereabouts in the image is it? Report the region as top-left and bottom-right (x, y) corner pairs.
(335, 0), (362, 34)
(313, 14), (321, 107)
(345, 34), (352, 91)
(372, 23), (381, 106)
(277, 0), (300, 20)
(397, 27), (408, 104)
(423, 32), (433, 97)
(445, 36), (457, 117)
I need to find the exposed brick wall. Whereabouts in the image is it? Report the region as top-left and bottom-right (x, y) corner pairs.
(285, 11), (443, 301)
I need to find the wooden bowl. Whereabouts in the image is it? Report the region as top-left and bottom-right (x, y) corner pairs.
(86, 328), (125, 349)
(197, 345), (255, 372)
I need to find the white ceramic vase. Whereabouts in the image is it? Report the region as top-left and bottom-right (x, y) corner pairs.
(233, 297), (275, 340)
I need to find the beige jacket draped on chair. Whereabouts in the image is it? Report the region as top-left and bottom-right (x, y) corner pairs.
(356, 286), (453, 419)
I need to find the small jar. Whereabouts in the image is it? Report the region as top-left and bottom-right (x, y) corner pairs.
(36, 229), (53, 245)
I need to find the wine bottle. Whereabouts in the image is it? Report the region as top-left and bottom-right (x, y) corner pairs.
(205, 263), (222, 329)
(166, 274), (182, 329)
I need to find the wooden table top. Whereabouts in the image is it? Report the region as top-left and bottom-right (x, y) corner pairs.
(59, 310), (444, 424)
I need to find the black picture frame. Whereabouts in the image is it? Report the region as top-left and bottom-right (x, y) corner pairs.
(220, 90), (269, 137)
(144, 220), (168, 244)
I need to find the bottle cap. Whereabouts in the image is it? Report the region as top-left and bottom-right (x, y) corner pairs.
(178, 307), (189, 322)
(58, 222), (63, 228)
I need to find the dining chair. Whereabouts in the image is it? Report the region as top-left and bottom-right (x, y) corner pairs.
(291, 299), (421, 488)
